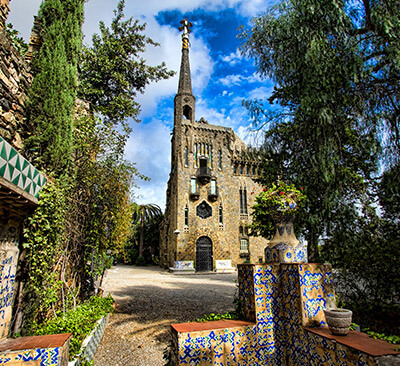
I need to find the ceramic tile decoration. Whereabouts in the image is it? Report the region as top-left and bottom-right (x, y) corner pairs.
(0, 245), (19, 341)
(172, 263), (400, 365)
(0, 347), (63, 365)
(0, 136), (46, 199)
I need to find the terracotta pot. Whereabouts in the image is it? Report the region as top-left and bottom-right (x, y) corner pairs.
(323, 308), (352, 336)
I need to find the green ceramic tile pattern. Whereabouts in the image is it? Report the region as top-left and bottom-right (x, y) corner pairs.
(0, 136), (46, 198)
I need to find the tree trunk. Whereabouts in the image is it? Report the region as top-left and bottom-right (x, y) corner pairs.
(139, 212), (144, 257)
(307, 227), (320, 263)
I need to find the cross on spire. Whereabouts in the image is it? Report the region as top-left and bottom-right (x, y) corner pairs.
(179, 19), (193, 49)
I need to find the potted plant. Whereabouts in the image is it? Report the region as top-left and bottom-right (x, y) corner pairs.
(251, 181), (307, 263)
(323, 308), (353, 336)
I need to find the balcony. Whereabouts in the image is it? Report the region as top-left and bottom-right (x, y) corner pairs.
(196, 166), (211, 184)
(189, 189), (200, 200)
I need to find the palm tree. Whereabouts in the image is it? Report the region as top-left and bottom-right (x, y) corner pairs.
(132, 203), (162, 258)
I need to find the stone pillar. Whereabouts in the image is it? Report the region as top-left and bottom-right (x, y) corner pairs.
(238, 263), (335, 365)
(0, 220), (19, 340)
(0, 0), (10, 29)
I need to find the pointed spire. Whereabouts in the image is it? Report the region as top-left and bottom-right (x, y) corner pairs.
(177, 19), (193, 96)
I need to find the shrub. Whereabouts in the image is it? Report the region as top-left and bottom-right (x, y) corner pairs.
(135, 256), (146, 266)
(33, 295), (114, 360)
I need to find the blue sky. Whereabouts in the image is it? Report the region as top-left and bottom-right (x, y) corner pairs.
(8, 0), (277, 209)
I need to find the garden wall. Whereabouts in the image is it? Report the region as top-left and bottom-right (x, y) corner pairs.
(171, 263), (400, 365)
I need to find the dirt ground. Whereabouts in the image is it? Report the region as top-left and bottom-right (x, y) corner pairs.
(93, 265), (237, 366)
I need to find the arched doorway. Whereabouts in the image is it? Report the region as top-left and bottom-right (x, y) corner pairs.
(196, 236), (213, 272)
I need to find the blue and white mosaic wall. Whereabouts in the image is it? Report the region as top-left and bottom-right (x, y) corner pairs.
(0, 222), (19, 341)
(173, 263), (399, 365)
(0, 346), (67, 365)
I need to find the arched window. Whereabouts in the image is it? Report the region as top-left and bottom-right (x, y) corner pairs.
(240, 165), (243, 175)
(233, 165), (237, 174)
(183, 105), (192, 120)
(246, 165), (250, 175)
(218, 149), (222, 169)
(252, 166), (256, 176)
(219, 205), (223, 225)
(184, 146), (188, 167)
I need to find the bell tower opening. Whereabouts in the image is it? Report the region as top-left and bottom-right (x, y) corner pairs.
(183, 105), (192, 120)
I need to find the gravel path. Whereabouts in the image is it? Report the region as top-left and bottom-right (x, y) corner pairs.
(93, 265), (237, 366)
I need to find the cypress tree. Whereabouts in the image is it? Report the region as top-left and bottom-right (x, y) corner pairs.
(25, 0), (84, 176)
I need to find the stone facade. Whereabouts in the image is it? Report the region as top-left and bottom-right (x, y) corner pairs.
(160, 20), (268, 271)
(0, 5), (46, 342)
(0, 24), (33, 151)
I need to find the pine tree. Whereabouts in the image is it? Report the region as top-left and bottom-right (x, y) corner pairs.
(25, 0), (84, 176)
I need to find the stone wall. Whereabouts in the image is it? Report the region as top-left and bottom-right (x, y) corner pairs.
(0, 28), (32, 151)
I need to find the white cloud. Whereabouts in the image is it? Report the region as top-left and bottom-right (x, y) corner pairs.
(219, 72), (262, 87)
(125, 119), (172, 210)
(221, 48), (243, 65)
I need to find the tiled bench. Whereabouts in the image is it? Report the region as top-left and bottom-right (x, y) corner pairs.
(171, 319), (256, 365)
(304, 327), (400, 365)
(0, 333), (71, 366)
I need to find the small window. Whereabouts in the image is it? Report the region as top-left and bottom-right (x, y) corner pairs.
(240, 165), (243, 175)
(218, 149), (222, 169)
(233, 165), (237, 174)
(246, 165), (250, 175)
(184, 206), (189, 226)
(252, 166), (256, 175)
(194, 144), (198, 167)
(219, 205), (223, 225)
(240, 238), (249, 253)
(239, 226), (244, 235)
(209, 145), (212, 169)
(191, 178), (197, 194)
(211, 179), (217, 195)
(184, 146), (188, 167)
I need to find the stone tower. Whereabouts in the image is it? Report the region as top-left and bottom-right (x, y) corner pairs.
(160, 20), (268, 271)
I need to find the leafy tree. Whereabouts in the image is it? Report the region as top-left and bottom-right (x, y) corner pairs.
(240, 0), (390, 261)
(16, 0), (173, 333)
(131, 203), (162, 258)
(241, 0), (400, 332)
(24, 0), (84, 175)
(78, 0), (175, 134)
(5, 23), (28, 55)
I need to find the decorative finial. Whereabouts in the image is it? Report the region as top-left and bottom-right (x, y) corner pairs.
(178, 19), (193, 49)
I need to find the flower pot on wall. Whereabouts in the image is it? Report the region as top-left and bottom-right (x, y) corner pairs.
(323, 308), (353, 336)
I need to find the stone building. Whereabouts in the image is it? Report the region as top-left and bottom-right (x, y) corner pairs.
(160, 20), (268, 271)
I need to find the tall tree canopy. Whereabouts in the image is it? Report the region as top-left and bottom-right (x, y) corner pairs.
(78, 0), (175, 133)
(241, 0), (399, 260)
(25, 0), (84, 175)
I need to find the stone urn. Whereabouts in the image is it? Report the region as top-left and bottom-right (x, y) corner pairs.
(265, 220), (307, 263)
(269, 221), (299, 248)
(323, 308), (353, 336)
